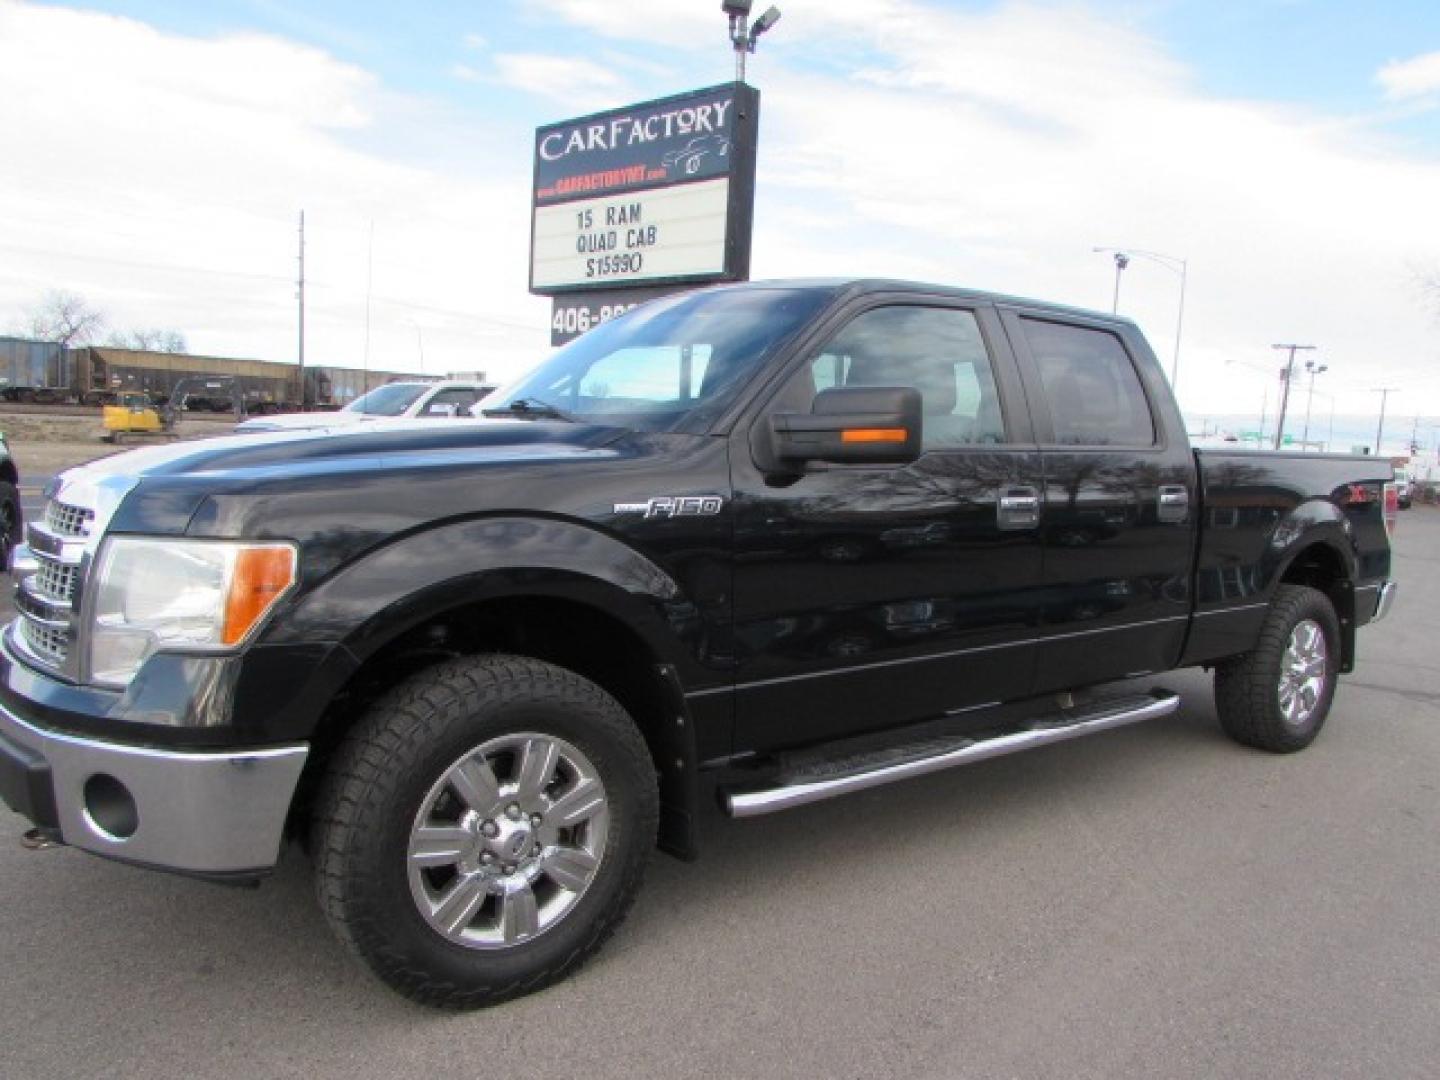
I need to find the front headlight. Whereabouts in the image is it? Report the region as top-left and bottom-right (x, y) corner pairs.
(88, 537), (298, 688)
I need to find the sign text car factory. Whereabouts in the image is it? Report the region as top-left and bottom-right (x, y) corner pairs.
(530, 83), (759, 307)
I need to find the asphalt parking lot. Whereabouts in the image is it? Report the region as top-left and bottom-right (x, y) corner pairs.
(1, 505), (1437, 1080)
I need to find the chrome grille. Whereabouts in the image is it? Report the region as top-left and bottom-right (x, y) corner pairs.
(44, 500), (94, 538)
(15, 493), (96, 675)
(34, 560), (78, 603)
(19, 620), (68, 663)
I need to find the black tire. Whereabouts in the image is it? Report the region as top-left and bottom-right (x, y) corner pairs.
(1214, 584), (1340, 753)
(312, 653), (658, 1008)
(0, 482), (19, 572)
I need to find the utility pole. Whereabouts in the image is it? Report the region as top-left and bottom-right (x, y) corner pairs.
(297, 210), (307, 407)
(1371, 387), (1398, 455)
(1271, 343), (1316, 450)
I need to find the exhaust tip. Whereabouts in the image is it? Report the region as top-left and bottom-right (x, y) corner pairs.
(20, 828), (62, 851)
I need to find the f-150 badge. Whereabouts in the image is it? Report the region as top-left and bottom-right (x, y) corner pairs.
(614, 496), (724, 518)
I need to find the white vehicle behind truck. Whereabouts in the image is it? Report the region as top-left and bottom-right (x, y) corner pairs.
(235, 380), (495, 433)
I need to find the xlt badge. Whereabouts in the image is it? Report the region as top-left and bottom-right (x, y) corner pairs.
(614, 496), (725, 519)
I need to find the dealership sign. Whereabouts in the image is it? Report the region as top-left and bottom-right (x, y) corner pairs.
(529, 83), (759, 298)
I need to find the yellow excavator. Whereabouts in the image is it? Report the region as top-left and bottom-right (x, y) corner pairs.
(101, 391), (178, 443)
(101, 376), (249, 443)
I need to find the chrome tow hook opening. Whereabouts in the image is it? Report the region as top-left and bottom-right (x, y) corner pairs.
(20, 828), (63, 851)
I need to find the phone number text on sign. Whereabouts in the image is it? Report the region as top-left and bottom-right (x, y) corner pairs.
(552, 300), (643, 337)
(531, 178), (729, 291)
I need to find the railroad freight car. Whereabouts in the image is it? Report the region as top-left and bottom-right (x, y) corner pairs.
(67, 348), (425, 411)
(0, 337), (70, 402)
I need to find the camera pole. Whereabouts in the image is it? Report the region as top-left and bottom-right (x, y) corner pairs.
(724, 2), (782, 82)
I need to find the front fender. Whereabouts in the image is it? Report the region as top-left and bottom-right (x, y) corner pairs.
(226, 518), (708, 743)
(264, 515), (695, 663)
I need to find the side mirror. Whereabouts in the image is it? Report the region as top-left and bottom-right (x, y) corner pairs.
(769, 386), (923, 467)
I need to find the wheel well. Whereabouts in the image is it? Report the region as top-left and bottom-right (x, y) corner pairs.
(1280, 542), (1354, 669)
(293, 596), (692, 853)
(0, 459), (18, 487)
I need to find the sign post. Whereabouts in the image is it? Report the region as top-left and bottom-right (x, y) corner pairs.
(530, 83), (760, 345)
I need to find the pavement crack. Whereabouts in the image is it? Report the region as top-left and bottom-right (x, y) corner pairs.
(1339, 680), (1440, 709)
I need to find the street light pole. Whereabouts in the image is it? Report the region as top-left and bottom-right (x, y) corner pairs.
(1092, 246), (1187, 389)
(1301, 359), (1328, 448)
(1271, 343), (1316, 450)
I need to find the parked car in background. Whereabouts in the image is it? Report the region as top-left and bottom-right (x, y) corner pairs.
(234, 380), (495, 433)
(1393, 464), (1413, 509)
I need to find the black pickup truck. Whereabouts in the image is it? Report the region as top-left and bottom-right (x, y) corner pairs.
(1, 280), (1398, 1007)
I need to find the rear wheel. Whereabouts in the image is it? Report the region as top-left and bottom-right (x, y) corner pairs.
(312, 654), (658, 1008)
(1214, 584), (1340, 752)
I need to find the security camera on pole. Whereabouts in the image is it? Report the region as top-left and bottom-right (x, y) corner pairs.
(724, 1), (783, 83)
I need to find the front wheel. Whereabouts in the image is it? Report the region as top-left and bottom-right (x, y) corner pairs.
(1214, 584), (1340, 753)
(312, 654), (658, 1008)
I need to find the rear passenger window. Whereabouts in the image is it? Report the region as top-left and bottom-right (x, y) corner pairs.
(1020, 319), (1155, 446)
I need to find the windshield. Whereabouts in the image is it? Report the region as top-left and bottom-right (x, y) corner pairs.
(488, 287), (834, 433)
(343, 383), (428, 416)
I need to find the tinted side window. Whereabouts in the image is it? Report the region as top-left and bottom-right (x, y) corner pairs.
(1021, 319), (1155, 446)
(423, 389), (479, 415)
(804, 306), (1007, 448)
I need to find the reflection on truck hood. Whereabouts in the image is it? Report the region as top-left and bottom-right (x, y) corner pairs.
(65, 417), (628, 485)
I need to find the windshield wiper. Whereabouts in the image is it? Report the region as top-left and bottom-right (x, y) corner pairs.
(482, 397), (577, 422)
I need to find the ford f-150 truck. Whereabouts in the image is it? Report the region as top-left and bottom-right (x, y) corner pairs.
(0, 280), (1398, 1008)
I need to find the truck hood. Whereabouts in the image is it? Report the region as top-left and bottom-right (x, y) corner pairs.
(53, 417), (638, 541)
(67, 417), (629, 484)
(50, 416), (694, 607)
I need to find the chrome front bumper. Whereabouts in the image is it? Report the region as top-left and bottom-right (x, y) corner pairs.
(0, 700), (307, 875)
(1372, 580), (1398, 623)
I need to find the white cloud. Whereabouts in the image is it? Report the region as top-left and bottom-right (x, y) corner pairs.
(0, 3), (549, 381)
(1377, 50), (1440, 102)
(525, 0), (714, 50)
(491, 53), (629, 104)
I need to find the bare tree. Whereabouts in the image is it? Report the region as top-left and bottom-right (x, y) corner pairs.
(106, 328), (188, 353)
(23, 289), (105, 345)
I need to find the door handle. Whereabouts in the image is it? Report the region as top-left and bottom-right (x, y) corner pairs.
(1157, 485), (1190, 524)
(998, 486), (1041, 531)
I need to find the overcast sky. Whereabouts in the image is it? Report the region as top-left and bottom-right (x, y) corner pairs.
(2, 0), (1438, 451)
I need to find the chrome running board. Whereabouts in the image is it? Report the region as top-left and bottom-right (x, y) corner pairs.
(722, 691), (1180, 818)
